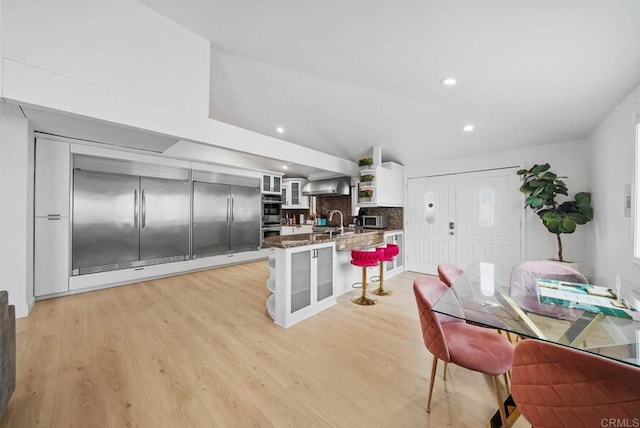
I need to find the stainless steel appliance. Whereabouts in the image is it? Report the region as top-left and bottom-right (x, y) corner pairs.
(262, 194), (282, 225)
(192, 171), (261, 258)
(72, 155), (191, 275)
(301, 177), (350, 196)
(262, 225), (281, 241)
(362, 215), (387, 229)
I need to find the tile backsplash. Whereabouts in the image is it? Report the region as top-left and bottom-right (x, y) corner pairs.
(360, 206), (403, 230)
(316, 195), (403, 230)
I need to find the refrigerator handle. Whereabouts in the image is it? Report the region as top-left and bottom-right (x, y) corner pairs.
(134, 189), (139, 228)
(142, 189), (146, 228)
(227, 194), (231, 225)
(231, 197), (234, 224)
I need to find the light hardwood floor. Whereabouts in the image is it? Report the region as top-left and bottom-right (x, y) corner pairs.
(1, 261), (529, 427)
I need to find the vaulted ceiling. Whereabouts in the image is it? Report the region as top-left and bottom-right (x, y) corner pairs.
(140, 0), (640, 169)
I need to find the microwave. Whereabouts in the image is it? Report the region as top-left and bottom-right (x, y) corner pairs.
(362, 215), (387, 229)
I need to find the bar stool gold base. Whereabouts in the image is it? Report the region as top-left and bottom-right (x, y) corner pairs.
(369, 261), (392, 296)
(352, 266), (377, 305)
(352, 294), (377, 305)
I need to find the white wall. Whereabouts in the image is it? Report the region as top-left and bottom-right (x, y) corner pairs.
(405, 139), (592, 265)
(586, 84), (640, 288)
(0, 111), (35, 317)
(1, 0), (210, 118)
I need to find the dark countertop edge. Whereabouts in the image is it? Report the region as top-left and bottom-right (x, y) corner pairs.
(264, 229), (400, 250)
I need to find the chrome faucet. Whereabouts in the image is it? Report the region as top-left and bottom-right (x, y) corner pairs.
(328, 210), (344, 235)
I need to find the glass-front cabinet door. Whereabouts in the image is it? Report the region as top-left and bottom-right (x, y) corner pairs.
(316, 246), (334, 302)
(273, 176), (281, 193)
(290, 250), (311, 313)
(291, 182), (300, 205)
(384, 231), (404, 274)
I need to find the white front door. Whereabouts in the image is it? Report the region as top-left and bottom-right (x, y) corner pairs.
(406, 168), (522, 274)
(406, 175), (456, 274)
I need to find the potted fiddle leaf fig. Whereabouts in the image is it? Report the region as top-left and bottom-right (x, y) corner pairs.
(517, 163), (593, 262)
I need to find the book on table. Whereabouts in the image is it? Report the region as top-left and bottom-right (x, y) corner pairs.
(537, 278), (640, 321)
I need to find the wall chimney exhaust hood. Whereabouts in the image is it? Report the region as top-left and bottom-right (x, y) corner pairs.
(302, 177), (350, 196)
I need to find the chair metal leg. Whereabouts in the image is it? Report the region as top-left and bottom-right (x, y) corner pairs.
(427, 355), (438, 412)
(492, 376), (508, 428)
(503, 372), (510, 395)
(443, 362), (448, 380)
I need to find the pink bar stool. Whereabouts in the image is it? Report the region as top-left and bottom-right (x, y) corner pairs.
(350, 249), (381, 305)
(371, 244), (399, 296)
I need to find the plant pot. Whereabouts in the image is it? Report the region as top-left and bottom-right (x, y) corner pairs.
(359, 165), (374, 171)
(359, 197), (372, 203)
(359, 181), (374, 187)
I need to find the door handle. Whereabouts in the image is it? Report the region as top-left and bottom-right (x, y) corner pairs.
(134, 189), (139, 228)
(227, 194), (231, 226)
(141, 189), (146, 228)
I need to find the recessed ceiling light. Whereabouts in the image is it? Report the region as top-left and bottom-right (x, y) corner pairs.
(441, 78), (457, 86)
(276, 126), (285, 134)
(463, 124), (475, 132)
(282, 165), (288, 170)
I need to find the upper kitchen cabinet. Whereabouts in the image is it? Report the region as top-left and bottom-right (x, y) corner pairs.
(262, 174), (282, 195)
(282, 179), (309, 209)
(35, 140), (70, 217)
(357, 162), (404, 207)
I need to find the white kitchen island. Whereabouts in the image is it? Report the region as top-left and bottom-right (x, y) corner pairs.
(264, 229), (402, 328)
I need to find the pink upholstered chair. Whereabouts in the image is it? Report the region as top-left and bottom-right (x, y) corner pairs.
(511, 339), (640, 427)
(437, 263), (463, 287)
(413, 276), (513, 426)
(510, 260), (589, 321)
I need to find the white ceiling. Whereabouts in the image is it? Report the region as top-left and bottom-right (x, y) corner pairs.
(138, 0), (640, 167)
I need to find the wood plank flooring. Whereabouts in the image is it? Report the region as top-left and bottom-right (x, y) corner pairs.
(1, 262), (529, 427)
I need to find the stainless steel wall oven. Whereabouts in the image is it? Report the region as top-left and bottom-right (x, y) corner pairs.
(262, 195), (282, 225)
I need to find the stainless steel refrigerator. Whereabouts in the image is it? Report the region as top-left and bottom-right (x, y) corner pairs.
(72, 155), (191, 275)
(192, 170), (261, 258)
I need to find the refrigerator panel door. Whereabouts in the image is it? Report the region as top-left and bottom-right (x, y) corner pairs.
(192, 182), (231, 257)
(139, 177), (191, 261)
(72, 170), (140, 269)
(230, 185), (261, 252)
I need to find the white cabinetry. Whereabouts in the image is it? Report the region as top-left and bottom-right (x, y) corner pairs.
(266, 254), (276, 319)
(262, 174), (282, 194)
(282, 179), (309, 209)
(34, 139), (70, 296)
(357, 162), (403, 207)
(35, 218), (69, 296)
(35, 140), (70, 217)
(269, 242), (336, 328)
(383, 231), (404, 278)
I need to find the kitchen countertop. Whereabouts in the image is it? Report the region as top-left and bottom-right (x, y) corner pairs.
(264, 228), (402, 251)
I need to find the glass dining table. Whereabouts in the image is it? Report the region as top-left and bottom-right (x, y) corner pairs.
(431, 262), (640, 427)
